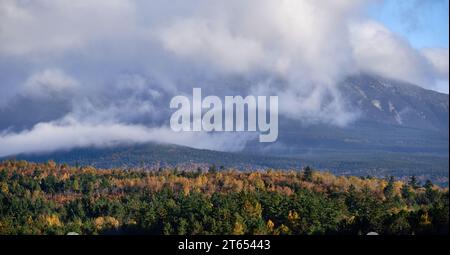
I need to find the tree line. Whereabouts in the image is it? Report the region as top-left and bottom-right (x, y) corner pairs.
(0, 160), (448, 235)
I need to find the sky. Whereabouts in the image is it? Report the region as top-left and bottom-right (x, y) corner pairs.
(369, 0), (449, 49)
(0, 0), (448, 157)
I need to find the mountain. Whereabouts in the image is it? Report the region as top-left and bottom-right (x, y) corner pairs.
(342, 74), (448, 132)
(251, 74), (448, 155)
(2, 142), (301, 171)
(1, 74), (448, 185)
(242, 74), (449, 184)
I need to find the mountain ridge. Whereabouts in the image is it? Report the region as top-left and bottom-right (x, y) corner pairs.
(1, 74), (448, 185)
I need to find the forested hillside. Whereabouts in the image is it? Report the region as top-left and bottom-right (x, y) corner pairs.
(0, 160), (448, 235)
(6, 142), (448, 186)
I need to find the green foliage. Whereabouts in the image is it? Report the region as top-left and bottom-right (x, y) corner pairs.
(383, 176), (395, 199)
(209, 164), (217, 174)
(0, 160), (448, 235)
(303, 166), (313, 182)
(409, 175), (420, 189)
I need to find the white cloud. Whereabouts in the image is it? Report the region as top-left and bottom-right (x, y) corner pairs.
(0, 116), (254, 157)
(23, 69), (78, 98)
(156, 0), (365, 124)
(0, 0), (137, 56)
(421, 48), (449, 79)
(0, 0), (448, 156)
(160, 18), (265, 73)
(158, 0), (361, 82)
(1, 0), (447, 93)
(421, 48), (449, 93)
(349, 20), (439, 88)
(1, 0), (447, 91)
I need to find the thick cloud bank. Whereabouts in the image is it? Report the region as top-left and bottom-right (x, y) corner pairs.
(0, 0), (448, 156)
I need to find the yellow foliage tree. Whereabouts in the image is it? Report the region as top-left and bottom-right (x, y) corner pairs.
(288, 210), (300, 221)
(94, 216), (120, 231)
(46, 214), (62, 227)
(266, 219), (275, 233)
(274, 224), (290, 235)
(244, 201), (262, 219)
(419, 212), (431, 226)
(232, 221), (245, 235)
(0, 182), (8, 194)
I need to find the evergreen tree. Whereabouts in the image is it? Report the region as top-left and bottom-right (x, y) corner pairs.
(384, 176), (395, 199)
(409, 175), (420, 189)
(303, 166), (313, 182)
(424, 180), (438, 203)
(209, 164), (217, 174)
(401, 183), (414, 203)
(196, 167), (202, 176)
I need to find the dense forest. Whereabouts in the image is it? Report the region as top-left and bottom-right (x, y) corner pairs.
(0, 160), (448, 235)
